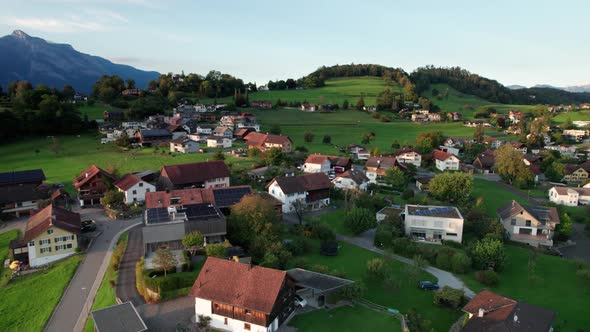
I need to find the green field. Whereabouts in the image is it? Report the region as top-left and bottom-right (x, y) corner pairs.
(472, 178), (527, 217)
(0, 255), (83, 332)
(0, 230), (20, 286)
(553, 110), (590, 124)
(424, 84), (537, 119)
(461, 245), (590, 331)
(253, 107), (475, 154)
(302, 241), (461, 331)
(289, 305), (401, 332)
(305, 209), (353, 236)
(0, 134), (259, 193)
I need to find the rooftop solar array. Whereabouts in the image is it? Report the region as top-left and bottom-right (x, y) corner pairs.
(213, 187), (252, 208)
(146, 203), (221, 224)
(411, 206), (456, 216)
(145, 207), (173, 224)
(0, 169), (46, 185)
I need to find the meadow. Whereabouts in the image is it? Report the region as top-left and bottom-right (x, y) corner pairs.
(289, 305), (401, 332)
(553, 110), (590, 124)
(471, 178), (528, 217)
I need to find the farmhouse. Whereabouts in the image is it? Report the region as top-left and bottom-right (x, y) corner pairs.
(303, 154), (352, 174)
(244, 132), (292, 153)
(0, 169), (48, 217)
(169, 137), (200, 154)
(73, 165), (115, 207)
(158, 161), (230, 190)
(403, 204), (464, 243)
(473, 150), (495, 174)
(136, 129), (173, 146)
(114, 173), (155, 205)
(0, 169), (46, 189)
(562, 162), (590, 184)
(433, 149), (460, 171)
(548, 186), (590, 206)
(267, 173), (331, 213)
(190, 257), (295, 332)
(145, 185), (252, 214)
(497, 200), (560, 247)
(10, 205), (80, 267)
(331, 169), (369, 191)
(213, 126), (234, 139)
(365, 156), (406, 184)
(391, 149), (422, 167)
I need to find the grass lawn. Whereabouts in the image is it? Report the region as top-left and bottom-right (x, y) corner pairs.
(472, 178), (527, 217)
(306, 209), (352, 236)
(253, 107), (475, 154)
(460, 245), (590, 331)
(423, 84), (537, 119)
(83, 232), (129, 332)
(302, 241), (461, 331)
(0, 230), (20, 286)
(0, 255), (83, 332)
(553, 110), (590, 124)
(289, 305), (401, 332)
(0, 134), (259, 193)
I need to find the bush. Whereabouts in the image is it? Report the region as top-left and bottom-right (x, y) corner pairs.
(392, 237), (417, 257)
(434, 286), (465, 309)
(374, 224), (394, 247)
(576, 269), (590, 284)
(470, 237), (506, 272)
(366, 258), (387, 278)
(292, 257), (308, 269)
(306, 221), (336, 240)
(475, 269), (499, 286)
(451, 252), (472, 274)
(401, 189), (415, 200)
(309, 264), (330, 274)
(339, 283), (365, 301)
(344, 207), (376, 235)
(285, 237), (312, 256)
(206, 243), (227, 258)
(303, 131), (314, 142)
(435, 251), (452, 270)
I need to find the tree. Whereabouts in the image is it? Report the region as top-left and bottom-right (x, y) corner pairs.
(62, 84), (75, 100)
(342, 99), (349, 109)
(213, 150), (225, 160)
(355, 95), (365, 110)
(434, 286), (464, 309)
(545, 161), (565, 182)
(414, 131), (443, 154)
(494, 144), (533, 187)
(205, 243), (227, 258)
(153, 247), (178, 277)
(291, 199), (308, 225)
(227, 195), (281, 249)
(428, 172), (473, 205)
(344, 207), (376, 235)
(114, 131), (131, 148)
(303, 131), (314, 143)
(322, 135), (331, 144)
(556, 213), (573, 240)
(126, 79), (136, 90)
(100, 190), (124, 207)
(473, 125), (484, 143)
(269, 124), (282, 135)
(366, 258), (387, 278)
(182, 231), (204, 256)
(391, 139), (400, 150)
(470, 237), (506, 271)
(383, 167), (407, 191)
(264, 147), (284, 166)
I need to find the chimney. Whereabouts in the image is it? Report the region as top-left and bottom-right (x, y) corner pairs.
(85, 172), (89, 178)
(478, 308), (485, 317)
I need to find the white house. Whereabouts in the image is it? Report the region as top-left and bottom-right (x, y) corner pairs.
(213, 126), (234, 139)
(190, 257), (294, 332)
(170, 137), (200, 154)
(433, 149), (460, 171)
(403, 204), (464, 243)
(332, 169), (369, 191)
(196, 126), (213, 135)
(303, 155), (331, 174)
(114, 173), (156, 205)
(207, 137), (232, 149)
(392, 149), (422, 167)
(548, 186), (590, 206)
(267, 173), (331, 213)
(438, 145), (460, 157)
(497, 200), (560, 247)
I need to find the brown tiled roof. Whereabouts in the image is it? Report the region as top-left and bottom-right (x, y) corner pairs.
(497, 200), (559, 224)
(73, 165), (113, 189)
(365, 156), (398, 169)
(114, 173), (143, 191)
(336, 169), (368, 185)
(269, 173), (331, 194)
(244, 132), (291, 147)
(510, 142), (525, 149)
(234, 128), (251, 137)
(432, 149), (455, 161)
(0, 185), (45, 205)
(327, 156), (351, 167)
(305, 154), (329, 165)
(145, 185), (252, 209)
(161, 161), (230, 186)
(24, 205), (81, 242)
(463, 290), (517, 321)
(474, 150), (495, 169)
(305, 154), (351, 167)
(190, 257), (287, 314)
(50, 188), (68, 201)
(389, 148), (420, 158)
(214, 126), (231, 134)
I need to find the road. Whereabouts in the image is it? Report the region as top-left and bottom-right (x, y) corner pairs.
(560, 223), (590, 262)
(116, 226), (145, 307)
(44, 209), (141, 332)
(0, 217), (27, 234)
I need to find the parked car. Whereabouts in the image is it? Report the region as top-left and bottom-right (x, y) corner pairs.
(419, 281), (439, 290)
(294, 295), (307, 307)
(81, 219), (96, 233)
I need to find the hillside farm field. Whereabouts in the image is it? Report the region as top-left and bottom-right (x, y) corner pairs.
(553, 110), (590, 124)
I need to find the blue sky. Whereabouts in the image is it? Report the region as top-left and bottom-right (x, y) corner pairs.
(1, 0), (588, 87)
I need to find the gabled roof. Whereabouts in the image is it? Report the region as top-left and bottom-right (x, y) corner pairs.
(551, 186), (590, 196)
(390, 148), (420, 158)
(214, 126), (232, 134)
(24, 205), (81, 243)
(335, 169), (369, 185)
(269, 173), (331, 194)
(365, 156), (398, 169)
(145, 185), (252, 209)
(0, 185), (45, 204)
(497, 200), (559, 224)
(161, 161), (230, 186)
(327, 156), (351, 167)
(139, 129), (172, 137)
(474, 150), (496, 169)
(433, 149), (456, 161)
(190, 257), (287, 314)
(244, 132), (292, 147)
(114, 174), (143, 191)
(0, 169), (46, 186)
(73, 165), (114, 189)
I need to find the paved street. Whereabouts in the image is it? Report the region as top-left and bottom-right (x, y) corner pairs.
(560, 223), (590, 262)
(44, 209), (141, 332)
(138, 296), (196, 331)
(116, 225), (145, 306)
(0, 217), (27, 234)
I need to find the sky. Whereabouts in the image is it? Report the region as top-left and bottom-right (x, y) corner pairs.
(1, 0), (589, 87)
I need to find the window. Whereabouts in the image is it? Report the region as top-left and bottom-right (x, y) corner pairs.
(39, 239), (50, 245)
(132, 190), (137, 195)
(525, 220), (531, 227)
(55, 244), (68, 251)
(139, 182), (143, 187)
(244, 323), (251, 331)
(28, 241), (35, 246)
(510, 219), (516, 225)
(146, 188), (150, 193)
(224, 318), (228, 325)
(47, 229), (54, 235)
(67, 243), (72, 249)
(40, 247), (51, 254)
(446, 232), (458, 236)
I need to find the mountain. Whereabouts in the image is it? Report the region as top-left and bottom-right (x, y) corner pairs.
(506, 84), (526, 90)
(563, 84), (590, 93)
(0, 30), (159, 94)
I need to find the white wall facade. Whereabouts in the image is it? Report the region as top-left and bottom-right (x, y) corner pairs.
(396, 152), (421, 167)
(120, 181), (156, 204)
(404, 212), (464, 243)
(332, 177), (367, 191)
(194, 298), (272, 332)
(548, 188), (578, 206)
(27, 240), (75, 267)
(303, 160), (330, 174)
(268, 181), (306, 213)
(204, 177), (230, 189)
(207, 138), (232, 148)
(170, 141), (200, 153)
(435, 156), (460, 171)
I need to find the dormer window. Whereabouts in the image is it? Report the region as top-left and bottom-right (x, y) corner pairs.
(47, 229), (54, 235)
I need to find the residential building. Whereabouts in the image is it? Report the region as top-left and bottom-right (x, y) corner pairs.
(433, 149), (460, 171)
(473, 150), (495, 174)
(497, 200), (560, 247)
(544, 144), (576, 157)
(365, 156), (405, 184)
(548, 186), (590, 206)
(136, 129), (173, 146)
(562, 162), (590, 184)
(331, 169), (369, 191)
(403, 205), (464, 243)
(415, 176), (433, 191)
(207, 137), (232, 149)
(461, 290), (555, 332)
(509, 110), (523, 123)
(0, 185), (46, 218)
(158, 161), (231, 190)
(10, 205), (80, 267)
(247, 166), (295, 183)
(114, 173), (155, 205)
(250, 101), (273, 109)
(303, 154), (352, 174)
(170, 137), (200, 154)
(234, 128), (255, 140)
(267, 173), (331, 213)
(244, 132), (292, 153)
(439, 145), (460, 157)
(563, 129), (589, 142)
(376, 206), (403, 222)
(213, 126), (234, 138)
(196, 126), (214, 135)
(0, 169), (46, 189)
(391, 149), (422, 167)
(510, 142), (528, 154)
(190, 257), (295, 332)
(73, 165), (115, 207)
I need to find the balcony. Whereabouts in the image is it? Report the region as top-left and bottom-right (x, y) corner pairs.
(510, 233), (553, 247)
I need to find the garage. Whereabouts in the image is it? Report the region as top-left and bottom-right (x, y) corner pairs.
(287, 268), (355, 309)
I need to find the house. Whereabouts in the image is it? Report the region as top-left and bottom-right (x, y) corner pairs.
(267, 173), (332, 213)
(376, 206), (403, 222)
(473, 150), (495, 174)
(301, 103), (317, 112)
(438, 145), (460, 157)
(544, 144), (576, 157)
(562, 162), (590, 184)
(415, 176), (433, 191)
(563, 129), (589, 142)
(391, 149), (422, 167)
(247, 166), (295, 182)
(356, 150), (371, 160)
(461, 290), (555, 332)
(158, 161), (231, 190)
(73, 165), (115, 207)
(136, 129), (172, 146)
(433, 149), (460, 171)
(483, 137), (504, 149)
(214, 126), (234, 139)
(145, 185), (252, 214)
(167, 124), (190, 140)
(91, 302), (147, 332)
(303, 154), (352, 174)
(448, 112), (462, 121)
(510, 142), (528, 154)
(0, 185), (46, 217)
(207, 137), (233, 149)
(122, 88), (142, 96)
(9, 205), (80, 267)
(234, 128), (255, 140)
(250, 101), (273, 109)
(244, 132), (292, 153)
(190, 257), (295, 332)
(403, 204), (464, 243)
(497, 200), (560, 247)
(508, 110), (523, 123)
(332, 169), (369, 191)
(170, 137), (201, 154)
(0, 169), (46, 189)
(365, 156), (405, 184)
(347, 144), (366, 156)
(196, 126), (214, 135)
(548, 186), (590, 206)
(103, 110), (123, 122)
(114, 173), (155, 205)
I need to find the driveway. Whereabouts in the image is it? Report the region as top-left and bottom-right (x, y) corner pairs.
(138, 296), (196, 331)
(44, 211), (142, 332)
(560, 223), (590, 262)
(0, 217), (27, 234)
(116, 226), (146, 307)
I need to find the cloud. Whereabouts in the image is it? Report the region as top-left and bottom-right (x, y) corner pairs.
(0, 16), (105, 33)
(84, 9), (129, 23)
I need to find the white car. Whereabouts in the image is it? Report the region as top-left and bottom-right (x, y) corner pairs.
(294, 295), (307, 307)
